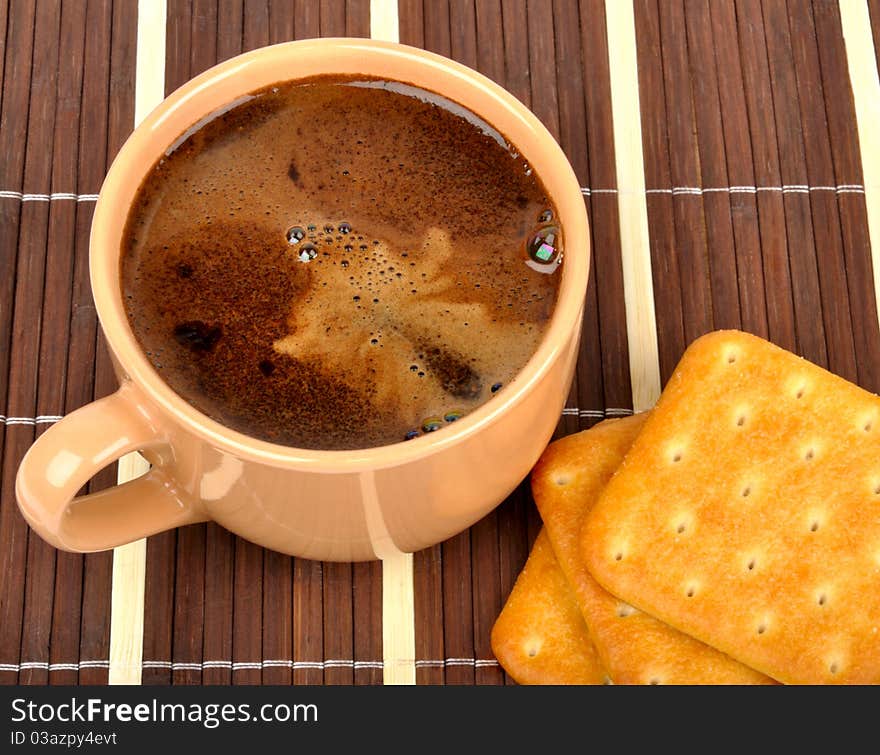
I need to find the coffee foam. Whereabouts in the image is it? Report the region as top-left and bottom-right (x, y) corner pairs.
(122, 77), (561, 449)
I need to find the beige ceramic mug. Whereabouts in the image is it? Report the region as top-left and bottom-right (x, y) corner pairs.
(15, 38), (589, 562)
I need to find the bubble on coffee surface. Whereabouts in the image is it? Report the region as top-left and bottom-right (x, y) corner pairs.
(286, 226), (306, 244)
(421, 417), (443, 433)
(525, 225), (562, 274)
(120, 76), (562, 450)
(297, 243), (318, 262)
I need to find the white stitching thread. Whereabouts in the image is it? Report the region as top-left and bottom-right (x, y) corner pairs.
(0, 660), (109, 672)
(0, 658), (500, 672)
(3, 409), (633, 426)
(0, 191), (99, 201)
(0, 415), (63, 426)
(581, 184), (866, 195)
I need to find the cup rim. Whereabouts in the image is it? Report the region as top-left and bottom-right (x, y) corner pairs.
(90, 37), (590, 471)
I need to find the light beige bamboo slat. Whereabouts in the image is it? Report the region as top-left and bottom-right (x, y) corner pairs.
(839, 0), (880, 329)
(604, 0), (662, 413)
(107, 0), (167, 687)
(369, 0), (416, 686)
(371, 0), (400, 43)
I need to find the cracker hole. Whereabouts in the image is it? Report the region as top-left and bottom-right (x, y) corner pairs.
(648, 678), (661, 685)
(795, 386), (805, 399)
(829, 662), (838, 675)
(873, 483), (880, 496)
(726, 351), (737, 364)
(686, 586), (696, 598)
(756, 623), (766, 635)
(554, 475), (570, 487)
(525, 643), (540, 658)
(804, 448), (814, 461)
(810, 520), (820, 532)
(747, 558), (756, 571)
(672, 452), (682, 463)
(676, 523), (686, 534)
(737, 415), (746, 427)
(617, 603), (635, 618)
(741, 485), (751, 498)
(817, 593), (827, 606)
(614, 551), (623, 562)
(865, 422), (873, 433)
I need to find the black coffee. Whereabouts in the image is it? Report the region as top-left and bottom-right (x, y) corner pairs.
(121, 76), (563, 450)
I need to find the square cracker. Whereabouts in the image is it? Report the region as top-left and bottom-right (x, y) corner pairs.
(490, 528), (607, 684)
(582, 330), (880, 684)
(533, 414), (774, 684)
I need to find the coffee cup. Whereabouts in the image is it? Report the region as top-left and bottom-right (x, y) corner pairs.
(15, 38), (589, 562)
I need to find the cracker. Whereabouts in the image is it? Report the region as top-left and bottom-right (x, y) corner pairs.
(533, 414), (774, 684)
(490, 528), (607, 684)
(582, 330), (880, 684)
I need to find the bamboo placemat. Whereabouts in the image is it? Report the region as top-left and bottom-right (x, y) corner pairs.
(1, 0), (879, 686)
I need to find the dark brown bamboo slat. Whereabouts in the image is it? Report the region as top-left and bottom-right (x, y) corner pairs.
(683, 0), (741, 332)
(218, 0), (244, 61)
(262, 550), (292, 685)
(203, 525), (234, 685)
(787, 0), (859, 384)
(207, 0), (244, 688)
(322, 562), (353, 685)
(708, 0), (769, 339)
(658, 0), (714, 345)
(812, 0), (880, 395)
(762, 0), (828, 368)
(0, 0), (38, 687)
(398, 0), (424, 49)
(410, 1), (478, 686)
(270, 0), (294, 43)
(37, 0), (88, 688)
(320, 0), (345, 35)
(170, 0), (209, 686)
(71, 0), (118, 686)
(396, 0), (443, 687)
(555, 0), (603, 438)
(526, 0), (577, 447)
(0, 0), (8, 117)
(412, 543), (444, 684)
(14, 0), (64, 688)
(634, 0), (687, 381)
(352, 561), (382, 685)
(232, 537), (262, 685)
(450, 0), (505, 688)
(91, 0), (139, 556)
(735, 0), (798, 355)
(345, 0), (370, 37)
(191, 0), (219, 75)
(496, 0), (535, 685)
(243, 0), (270, 50)
(294, 0), (320, 38)
(293, 558), (324, 684)
(142, 0), (188, 686)
(577, 0), (632, 417)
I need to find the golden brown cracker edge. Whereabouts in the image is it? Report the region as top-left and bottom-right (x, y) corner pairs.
(490, 528), (607, 684)
(534, 414), (775, 684)
(582, 330), (880, 684)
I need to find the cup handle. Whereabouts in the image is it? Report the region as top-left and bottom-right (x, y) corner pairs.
(15, 382), (208, 552)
